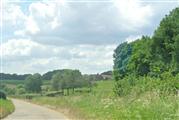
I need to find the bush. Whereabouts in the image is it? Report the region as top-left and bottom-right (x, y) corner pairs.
(114, 76), (132, 96)
(0, 91), (6, 99)
(114, 71), (179, 98)
(158, 72), (179, 96)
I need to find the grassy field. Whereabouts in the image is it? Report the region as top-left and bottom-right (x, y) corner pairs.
(1, 80), (25, 85)
(0, 99), (15, 119)
(30, 80), (179, 120)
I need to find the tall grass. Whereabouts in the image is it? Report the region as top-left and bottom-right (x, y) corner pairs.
(0, 99), (15, 119)
(31, 80), (179, 120)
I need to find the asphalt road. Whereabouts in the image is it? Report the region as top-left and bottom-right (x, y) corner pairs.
(4, 99), (68, 120)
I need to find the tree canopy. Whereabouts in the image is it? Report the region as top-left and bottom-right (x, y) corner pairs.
(113, 7), (179, 80)
(25, 73), (42, 93)
(51, 69), (91, 94)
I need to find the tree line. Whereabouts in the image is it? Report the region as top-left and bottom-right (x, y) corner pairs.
(1, 70), (108, 81)
(23, 69), (95, 95)
(0, 73), (30, 80)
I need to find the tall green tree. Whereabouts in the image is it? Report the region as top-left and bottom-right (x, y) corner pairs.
(151, 7), (179, 70)
(25, 73), (42, 93)
(128, 36), (152, 76)
(113, 42), (132, 79)
(51, 69), (84, 95)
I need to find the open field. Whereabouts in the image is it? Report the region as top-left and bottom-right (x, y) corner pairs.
(0, 99), (15, 119)
(30, 81), (179, 120)
(1, 80), (25, 85)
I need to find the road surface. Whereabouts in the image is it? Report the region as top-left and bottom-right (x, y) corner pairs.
(4, 99), (68, 120)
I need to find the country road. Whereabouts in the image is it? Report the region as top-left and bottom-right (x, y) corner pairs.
(4, 99), (68, 120)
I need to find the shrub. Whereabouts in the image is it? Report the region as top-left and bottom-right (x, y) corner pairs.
(0, 91), (6, 99)
(158, 72), (179, 96)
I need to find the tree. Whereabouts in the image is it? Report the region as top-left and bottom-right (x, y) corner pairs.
(113, 42), (132, 79)
(128, 36), (152, 76)
(152, 8), (179, 70)
(0, 91), (6, 99)
(0, 73), (30, 80)
(51, 74), (61, 91)
(25, 73), (42, 93)
(51, 69), (86, 95)
(173, 35), (179, 73)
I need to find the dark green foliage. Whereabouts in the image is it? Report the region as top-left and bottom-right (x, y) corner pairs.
(128, 36), (152, 76)
(42, 70), (62, 80)
(0, 91), (6, 99)
(25, 73), (42, 93)
(0, 73), (30, 80)
(113, 42), (132, 79)
(152, 7), (179, 70)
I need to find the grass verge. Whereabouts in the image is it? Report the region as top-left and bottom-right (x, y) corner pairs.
(0, 99), (15, 119)
(30, 81), (179, 120)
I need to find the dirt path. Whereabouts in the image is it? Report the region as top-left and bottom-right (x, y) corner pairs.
(4, 99), (68, 120)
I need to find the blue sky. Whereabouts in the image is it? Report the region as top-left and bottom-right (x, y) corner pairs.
(1, 0), (179, 74)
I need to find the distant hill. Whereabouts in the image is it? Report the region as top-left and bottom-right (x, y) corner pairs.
(0, 73), (31, 80)
(0, 70), (113, 81)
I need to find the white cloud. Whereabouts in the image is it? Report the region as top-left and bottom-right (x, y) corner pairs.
(1, 39), (43, 57)
(126, 35), (142, 43)
(1, 0), (179, 74)
(113, 0), (153, 31)
(1, 1), (26, 27)
(1, 39), (116, 74)
(25, 16), (40, 34)
(3, 0), (154, 45)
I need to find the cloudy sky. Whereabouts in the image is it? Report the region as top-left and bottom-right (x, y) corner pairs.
(0, 0), (179, 74)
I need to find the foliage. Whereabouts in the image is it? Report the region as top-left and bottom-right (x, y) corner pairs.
(114, 72), (179, 97)
(51, 69), (92, 95)
(113, 42), (132, 79)
(42, 70), (63, 80)
(25, 73), (42, 93)
(0, 73), (30, 80)
(128, 36), (152, 76)
(114, 7), (179, 79)
(113, 7), (179, 96)
(0, 91), (6, 99)
(151, 7), (179, 71)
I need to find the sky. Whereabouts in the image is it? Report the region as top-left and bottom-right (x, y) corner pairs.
(0, 0), (179, 74)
